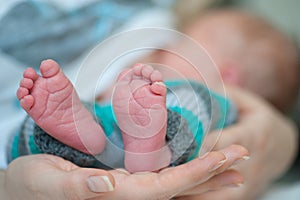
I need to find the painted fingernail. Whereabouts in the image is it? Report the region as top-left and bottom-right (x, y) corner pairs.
(87, 176), (114, 193)
(209, 159), (227, 173)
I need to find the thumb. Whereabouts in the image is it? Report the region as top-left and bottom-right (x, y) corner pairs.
(57, 168), (115, 200)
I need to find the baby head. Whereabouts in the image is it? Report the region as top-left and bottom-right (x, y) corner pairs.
(157, 9), (300, 112)
(186, 9), (300, 112)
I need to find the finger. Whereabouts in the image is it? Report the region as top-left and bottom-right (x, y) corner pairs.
(154, 145), (246, 198)
(34, 155), (115, 199)
(177, 169), (243, 197)
(214, 145), (250, 173)
(205, 144), (250, 172)
(185, 186), (240, 200)
(60, 168), (115, 199)
(158, 151), (226, 191)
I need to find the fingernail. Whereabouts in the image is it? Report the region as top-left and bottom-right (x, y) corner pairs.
(226, 183), (244, 188)
(209, 158), (227, 172)
(242, 156), (250, 160)
(233, 156), (250, 166)
(87, 176), (114, 193)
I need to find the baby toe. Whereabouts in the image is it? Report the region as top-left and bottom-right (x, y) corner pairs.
(150, 82), (166, 96)
(150, 70), (163, 82)
(23, 67), (38, 81)
(17, 87), (29, 100)
(141, 65), (155, 80)
(20, 78), (34, 89)
(20, 95), (34, 111)
(40, 59), (60, 78)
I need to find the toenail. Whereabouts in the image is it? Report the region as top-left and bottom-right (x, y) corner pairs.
(153, 82), (165, 86)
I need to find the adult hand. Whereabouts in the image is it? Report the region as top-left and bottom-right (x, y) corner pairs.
(99, 144), (248, 200)
(176, 86), (298, 200)
(1, 144), (248, 200)
(2, 154), (115, 200)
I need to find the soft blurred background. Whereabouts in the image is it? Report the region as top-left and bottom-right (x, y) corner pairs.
(208, 1), (300, 199)
(0, 0), (299, 199)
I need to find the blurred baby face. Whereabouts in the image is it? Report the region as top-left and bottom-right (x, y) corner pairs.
(153, 17), (241, 91)
(154, 45), (224, 91)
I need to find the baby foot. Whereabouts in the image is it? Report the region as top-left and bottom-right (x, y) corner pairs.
(17, 59), (106, 154)
(112, 64), (171, 172)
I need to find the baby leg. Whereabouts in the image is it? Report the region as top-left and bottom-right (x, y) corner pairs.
(112, 64), (171, 172)
(17, 59), (106, 154)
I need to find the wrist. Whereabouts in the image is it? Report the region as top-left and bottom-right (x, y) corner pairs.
(0, 170), (9, 200)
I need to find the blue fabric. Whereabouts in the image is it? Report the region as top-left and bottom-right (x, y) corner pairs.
(167, 106), (204, 161)
(9, 79), (236, 164)
(0, 0), (159, 67)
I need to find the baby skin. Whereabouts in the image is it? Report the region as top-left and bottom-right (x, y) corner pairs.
(17, 59), (171, 172)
